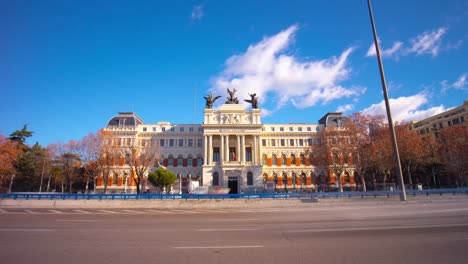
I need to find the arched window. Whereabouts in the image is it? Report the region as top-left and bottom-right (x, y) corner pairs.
(197, 154), (203, 166)
(262, 154), (267, 165)
(113, 173), (118, 185)
(247, 172), (253, 186)
(178, 154), (183, 167)
(300, 154), (306, 165)
(291, 154), (296, 166)
(212, 172), (219, 186)
(272, 154), (277, 165)
(168, 154), (174, 166)
(187, 154), (193, 166)
(281, 154), (287, 165)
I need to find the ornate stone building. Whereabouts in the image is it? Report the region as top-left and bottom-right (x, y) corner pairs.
(96, 90), (356, 194)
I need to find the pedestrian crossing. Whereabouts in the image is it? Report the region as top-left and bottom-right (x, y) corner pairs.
(0, 207), (289, 215)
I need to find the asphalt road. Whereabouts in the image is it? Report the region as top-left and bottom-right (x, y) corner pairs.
(1, 201), (468, 264)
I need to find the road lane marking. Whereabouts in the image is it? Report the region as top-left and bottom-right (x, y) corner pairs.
(196, 228), (259, 232)
(73, 210), (91, 214)
(173, 245), (264, 249)
(49, 210), (63, 214)
(208, 218), (261, 222)
(122, 210), (144, 214)
(24, 209), (36, 214)
(98, 210), (118, 214)
(288, 223), (468, 233)
(56, 220), (102, 222)
(0, 228), (54, 232)
(0, 209), (7, 213)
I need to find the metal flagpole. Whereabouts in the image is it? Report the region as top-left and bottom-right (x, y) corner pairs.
(367, 0), (407, 201)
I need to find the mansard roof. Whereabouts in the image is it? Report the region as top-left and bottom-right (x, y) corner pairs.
(107, 112), (144, 127)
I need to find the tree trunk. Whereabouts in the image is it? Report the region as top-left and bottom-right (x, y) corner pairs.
(360, 173), (367, 192)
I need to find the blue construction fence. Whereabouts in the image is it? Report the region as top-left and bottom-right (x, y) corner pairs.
(1, 188), (468, 201)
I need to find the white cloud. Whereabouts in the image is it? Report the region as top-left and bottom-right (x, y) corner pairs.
(365, 27), (448, 59)
(366, 39), (403, 58)
(361, 92), (447, 122)
(441, 73), (467, 92)
(336, 104), (354, 113)
(408, 27), (447, 57)
(190, 4), (204, 21)
(209, 25), (364, 115)
(453, 73), (467, 90)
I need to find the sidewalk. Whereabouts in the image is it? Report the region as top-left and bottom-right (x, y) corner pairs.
(2, 194), (468, 209)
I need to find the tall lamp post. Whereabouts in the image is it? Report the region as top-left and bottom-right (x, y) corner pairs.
(367, 0), (406, 201)
(177, 173), (182, 195)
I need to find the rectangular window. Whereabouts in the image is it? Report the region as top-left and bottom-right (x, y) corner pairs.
(289, 139), (294, 146)
(197, 139), (203, 147)
(271, 139), (276, 146)
(307, 127), (311, 132)
(169, 139), (174, 147)
(439, 123), (443, 129)
(189, 127), (194, 132)
(280, 139), (285, 146)
(247, 174), (253, 186)
(453, 118), (460, 125)
(152, 127), (156, 132)
(308, 139), (313, 146)
(160, 139), (165, 147)
(298, 127), (302, 132)
(198, 127), (203, 132)
(170, 127), (175, 132)
(271, 127), (275, 132)
(143, 127), (147, 132)
(229, 147), (237, 161)
(262, 139), (266, 147)
(280, 127), (284, 131)
(299, 139), (304, 146)
(448, 120), (452, 126)
(180, 127), (184, 132)
(213, 148), (220, 162)
(461, 116), (465, 122)
(178, 139), (184, 147)
(289, 127), (293, 131)
(161, 127), (166, 132)
(188, 139), (193, 147)
(246, 147), (252, 162)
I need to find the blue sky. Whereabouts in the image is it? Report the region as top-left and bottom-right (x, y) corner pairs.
(2, 0), (467, 146)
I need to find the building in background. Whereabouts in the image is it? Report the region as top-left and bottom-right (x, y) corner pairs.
(96, 92), (356, 194)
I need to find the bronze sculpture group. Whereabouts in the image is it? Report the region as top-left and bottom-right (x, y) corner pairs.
(204, 88), (259, 109)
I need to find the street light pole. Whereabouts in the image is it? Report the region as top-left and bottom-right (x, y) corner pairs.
(367, 0), (406, 201)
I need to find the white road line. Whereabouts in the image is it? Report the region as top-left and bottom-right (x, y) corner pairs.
(49, 210), (63, 214)
(288, 223), (468, 233)
(73, 210), (91, 214)
(173, 245), (264, 249)
(98, 210), (118, 214)
(0, 228), (54, 232)
(196, 228), (259, 232)
(122, 210), (144, 214)
(56, 220), (101, 222)
(208, 218), (261, 222)
(146, 210), (171, 214)
(24, 209), (36, 214)
(0, 209), (7, 213)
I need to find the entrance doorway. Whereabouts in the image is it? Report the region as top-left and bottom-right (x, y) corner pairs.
(228, 177), (238, 194)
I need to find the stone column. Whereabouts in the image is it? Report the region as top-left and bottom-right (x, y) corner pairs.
(225, 135), (230, 162)
(204, 135), (208, 166)
(220, 135), (224, 164)
(241, 135), (246, 164)
(236, 135), (241, 163)
(208, 135), (213, 165)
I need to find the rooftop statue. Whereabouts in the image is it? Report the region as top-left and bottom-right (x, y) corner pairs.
(203, 93), (221, 109)
(226, 88), (239, 104)
(244, 92), (259, 109)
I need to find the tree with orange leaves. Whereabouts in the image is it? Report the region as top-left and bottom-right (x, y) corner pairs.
(0, 134), (21, 192)
(438, 126), (468, 187)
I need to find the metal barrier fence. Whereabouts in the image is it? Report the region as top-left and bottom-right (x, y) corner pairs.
(1, 188), (468, 201)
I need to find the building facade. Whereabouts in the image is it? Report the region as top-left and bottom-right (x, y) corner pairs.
(96, 94), (357, 194)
